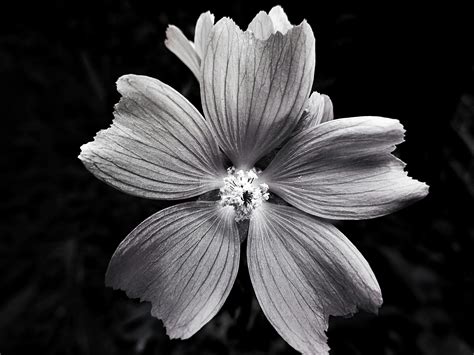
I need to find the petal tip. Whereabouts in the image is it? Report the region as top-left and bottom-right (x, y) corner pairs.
(78, 141), (95, 162)
(370, 289), (384, 313)
(116, 74), (134, 91)
(416, 180), (430, 199)
(215, 16), (242, 32)
(165, 24), (181, 37)
(164, 25), (184, 49)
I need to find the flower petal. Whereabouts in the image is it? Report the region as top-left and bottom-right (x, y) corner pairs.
(301, 91), (334, 127)
(165, 25), (201, 79)
(201, 18), (315, 168)
(247, 203), (382, 354)
(247, 11), (275, 40)
(268, 5), (293, 34)
(194, 11), (215, 59)
(262, 116), (429, 219)
(79, 74), (226, 200)
(106, 201), (240, 339)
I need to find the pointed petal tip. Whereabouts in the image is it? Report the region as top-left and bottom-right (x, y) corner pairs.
(268, 5), (293, 34)
(295, 19), (312, 33)
(413, 179), (430, 200)
(269, 5), (284, 11)
(215, 14), (312, 43)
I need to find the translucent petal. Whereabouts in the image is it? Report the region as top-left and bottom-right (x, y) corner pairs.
(106, 202), (240, 339)
(248, 203), (382, 354)
(79, 75), (226, 200)
(262, 116), (429, 219)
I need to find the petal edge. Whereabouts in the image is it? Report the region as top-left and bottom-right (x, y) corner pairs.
(263, 116), (429, 220)
(248, 203), (382, 354)
(106, 201), (240, 339)
(79, 75), (226, 200)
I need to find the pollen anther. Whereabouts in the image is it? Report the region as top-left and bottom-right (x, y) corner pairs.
(219, 167), (269, 221)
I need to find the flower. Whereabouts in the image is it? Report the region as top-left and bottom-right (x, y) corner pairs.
(79, 6), (429, 354)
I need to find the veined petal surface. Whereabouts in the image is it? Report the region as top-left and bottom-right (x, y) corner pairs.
(106, 202), (240, 339)
(248, 203), (382, 354)
(194, 11), (215, 59)
(201, 18), (315, 168)
(247, 6), (293, 40)
(299, 91), (334, 130)
(247, 11), (275, 40)
(79, 75), (226, 200)
(165, 26), (201, 79)
(262, 116), (429, 219)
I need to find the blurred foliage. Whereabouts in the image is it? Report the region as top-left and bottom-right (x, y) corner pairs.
(1, 1), (473, 354)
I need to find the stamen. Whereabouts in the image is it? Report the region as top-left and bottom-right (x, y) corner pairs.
(219, 167), (269, 221)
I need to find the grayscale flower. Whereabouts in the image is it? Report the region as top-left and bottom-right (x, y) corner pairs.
(79, 6), (428, 354)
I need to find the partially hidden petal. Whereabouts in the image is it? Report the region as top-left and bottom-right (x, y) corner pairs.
(297, 91), (334, 131)
(268, 5), (293, 34)
(248, 203), (382, 354)
(165, 25), (201, 79)
(79, 74), (226, 200)
(201, 18), (315, 168)
(106, 201), (240, 339)
(262, 116), (429, 220)
(247, 6), (293, 40)
(194, 11), (215, 59)
(247, 11), (275, 40)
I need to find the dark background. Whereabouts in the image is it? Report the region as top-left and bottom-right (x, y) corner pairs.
(2, 1), (473, 354)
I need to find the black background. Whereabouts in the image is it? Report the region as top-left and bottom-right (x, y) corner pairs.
(2, 1), (473, 354)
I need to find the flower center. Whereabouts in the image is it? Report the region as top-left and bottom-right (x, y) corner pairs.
(219, 167), (269, 221)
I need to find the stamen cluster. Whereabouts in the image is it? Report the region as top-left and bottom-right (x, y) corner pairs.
(219, 167), (269, 221)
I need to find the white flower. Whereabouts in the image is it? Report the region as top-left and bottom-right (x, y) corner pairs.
(79, 6), (428, 354)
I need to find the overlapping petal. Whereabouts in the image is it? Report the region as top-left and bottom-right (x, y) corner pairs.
(262, 116), (429, 220)
(247, 6), (293, 40)
(247, 203), (382, 354)
(165, 12), (215, 79)
(194, 11), (215, 59)
(247, 11), (275, 40)
(165, 26), (201, 79)
(201, 18), (315, 168)
(300, 91), (334, 128)
(79, 74), (226, 200)
(106, 202), (240, 339)
(268, 5), (293, 34)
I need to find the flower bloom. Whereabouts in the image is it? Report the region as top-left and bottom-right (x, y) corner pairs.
(79, 6), (428, 354)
